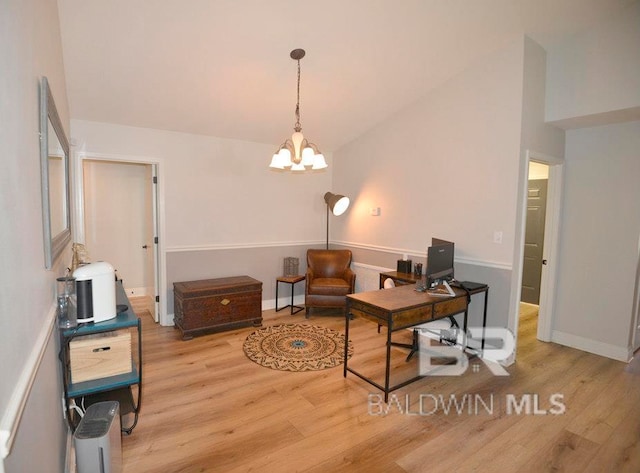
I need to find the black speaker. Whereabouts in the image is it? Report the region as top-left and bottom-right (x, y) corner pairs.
(397, 259), (412, 274)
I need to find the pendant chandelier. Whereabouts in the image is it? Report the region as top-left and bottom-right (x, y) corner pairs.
(269, 49), (327, 171)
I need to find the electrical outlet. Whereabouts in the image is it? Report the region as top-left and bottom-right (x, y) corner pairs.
(369, 207), (380, 216)
(493, 231), (503, 244)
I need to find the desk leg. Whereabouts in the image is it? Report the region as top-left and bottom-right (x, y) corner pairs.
(481, 288), (489, 355)
(275, 280), (280, 311)
(463, 307), (469, 352)
(344, 304), (350, 378)
(385, 320), (392, 403)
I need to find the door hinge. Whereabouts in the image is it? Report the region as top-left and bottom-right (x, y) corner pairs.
(155, 295), (160, 303)
(153, 176), (157, 184)
(154, 236), (158, 244)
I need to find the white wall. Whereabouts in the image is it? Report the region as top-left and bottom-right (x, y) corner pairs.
(71, 120), (334, 323)
(552, 121), (640, 360)
(0, 0), (69, 470)
(520, 37), (565, 159)
(333, 39), (525, 266)
(330, 38), (528, 331)
(330, 36), (568, 335)
(542, 2), (640, 360)
(545, 1), (640, 128)
(72, 120), (332, 249)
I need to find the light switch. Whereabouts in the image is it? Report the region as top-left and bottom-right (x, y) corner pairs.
(369, 207), (381, 216)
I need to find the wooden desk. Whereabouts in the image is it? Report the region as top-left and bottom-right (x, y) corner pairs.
(344, 284), (487, 401)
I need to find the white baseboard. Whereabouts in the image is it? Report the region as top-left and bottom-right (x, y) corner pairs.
(551, 330), (631, 362)
(124, 286), (148, 297)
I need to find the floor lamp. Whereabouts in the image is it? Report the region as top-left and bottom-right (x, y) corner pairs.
(324, 192), (350, 249)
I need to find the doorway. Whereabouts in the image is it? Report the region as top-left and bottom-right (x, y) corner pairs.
(520, 162), (549, 327)
(514, 151), (564, 345)
(82, 158), (160, 322)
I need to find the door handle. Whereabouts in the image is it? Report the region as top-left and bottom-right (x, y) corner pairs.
(142, 245), (148, 249)
(542, 259), (548, 265)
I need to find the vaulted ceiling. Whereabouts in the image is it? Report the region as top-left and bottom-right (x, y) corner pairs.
(57, 0), (634, 152)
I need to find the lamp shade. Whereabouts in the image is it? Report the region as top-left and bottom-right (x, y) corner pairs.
(324, 192), (350, 216)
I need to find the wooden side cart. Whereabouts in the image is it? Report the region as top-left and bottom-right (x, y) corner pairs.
(59, 281), (142, 434)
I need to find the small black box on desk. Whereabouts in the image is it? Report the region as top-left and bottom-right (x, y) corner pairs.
(397, 260), (412, 273)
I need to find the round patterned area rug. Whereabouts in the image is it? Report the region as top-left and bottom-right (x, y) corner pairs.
(243, 324), (353, 372)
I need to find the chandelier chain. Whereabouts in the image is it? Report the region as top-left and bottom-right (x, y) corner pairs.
(294, 59), (301, 131)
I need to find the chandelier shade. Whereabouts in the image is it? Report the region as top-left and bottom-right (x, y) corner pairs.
(269, 49), (327, 172)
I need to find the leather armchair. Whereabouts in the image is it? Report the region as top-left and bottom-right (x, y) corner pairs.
(305, 249), (356, 317)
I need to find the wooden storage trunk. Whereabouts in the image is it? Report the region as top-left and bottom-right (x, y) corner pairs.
(173, 276), (263, 340)
(69, 330), (132, 383)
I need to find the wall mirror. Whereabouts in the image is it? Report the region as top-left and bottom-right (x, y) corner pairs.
(40, 76), (71, 269)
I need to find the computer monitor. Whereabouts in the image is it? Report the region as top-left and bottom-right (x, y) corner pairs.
(426, 239), (454, 286)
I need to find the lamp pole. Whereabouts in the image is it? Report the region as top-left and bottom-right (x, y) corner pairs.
(326, 204), (330, 250)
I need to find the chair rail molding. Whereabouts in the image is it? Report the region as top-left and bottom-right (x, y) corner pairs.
(0, 304), (57, 459)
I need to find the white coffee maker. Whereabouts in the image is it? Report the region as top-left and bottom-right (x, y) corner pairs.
(73, 261), (117, 323)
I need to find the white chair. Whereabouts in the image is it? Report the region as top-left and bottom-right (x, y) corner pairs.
(384, 278), (459, 361)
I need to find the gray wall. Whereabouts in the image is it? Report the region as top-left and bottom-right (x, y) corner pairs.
(166, 243), (322, 314)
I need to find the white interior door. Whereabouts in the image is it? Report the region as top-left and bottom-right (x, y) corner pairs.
(83, 159), (156, 317)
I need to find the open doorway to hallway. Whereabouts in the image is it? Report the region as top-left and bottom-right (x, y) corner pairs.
(83, 158), (159, 321)
(520, 161), (549, 333)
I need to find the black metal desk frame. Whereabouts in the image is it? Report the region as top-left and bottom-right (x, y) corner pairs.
(344, 283), (489, 401)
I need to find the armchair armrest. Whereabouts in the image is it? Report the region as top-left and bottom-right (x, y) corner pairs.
(305, 268), (314, 294)
(344, 267), (356, 293)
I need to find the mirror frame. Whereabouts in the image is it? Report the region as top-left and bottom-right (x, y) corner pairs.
(40, 76), (71, 270)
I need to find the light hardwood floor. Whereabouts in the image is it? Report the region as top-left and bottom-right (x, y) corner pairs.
(122, 302), (640, 472)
